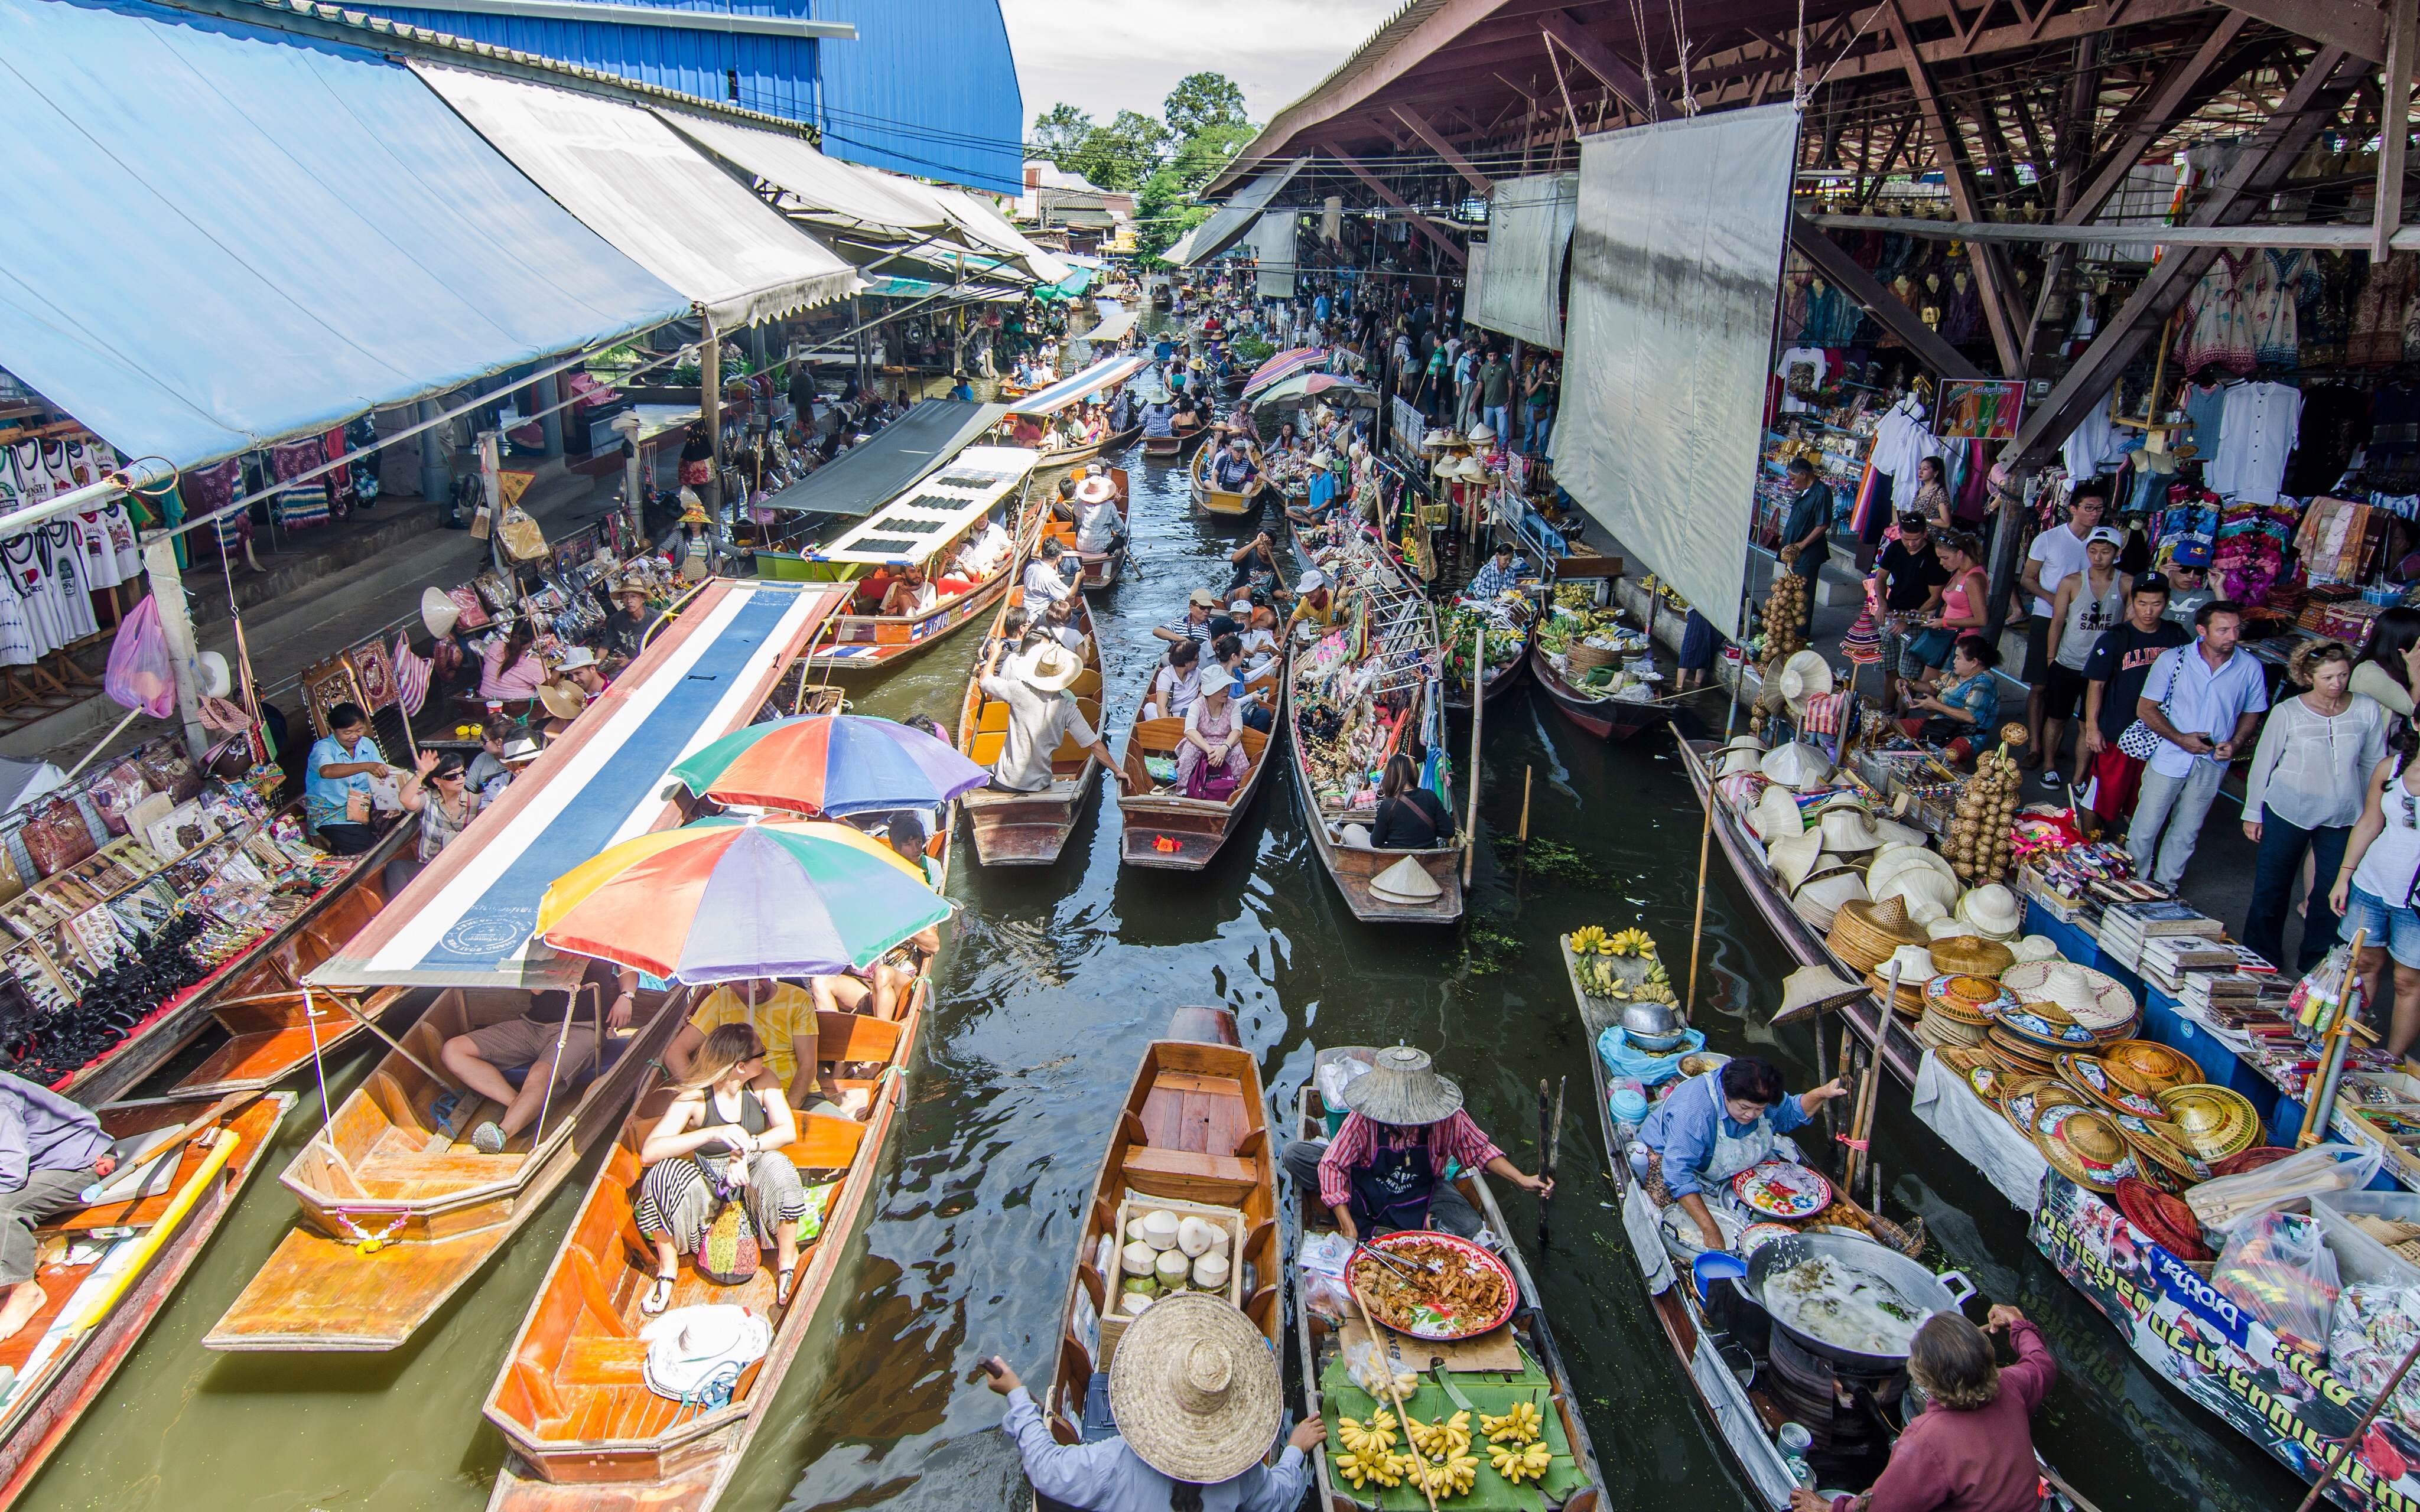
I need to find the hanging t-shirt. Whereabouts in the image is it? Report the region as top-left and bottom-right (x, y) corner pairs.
(1775, 347), (1829, 413)
(2210, 380), (2302, 505)
(40, 523), (97, 643)
(10, 444), (50, 506)
(2061, 393), (2125, 481)
(2180, 383), (2227, 461)
(71, 513), (120, 591)
(2, 536), (59, 657)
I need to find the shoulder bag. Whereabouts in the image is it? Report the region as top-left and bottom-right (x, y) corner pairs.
(2116, 647), (2181, 761)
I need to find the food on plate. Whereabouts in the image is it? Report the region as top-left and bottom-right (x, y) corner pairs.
(1348, 1234), (1513, 1337)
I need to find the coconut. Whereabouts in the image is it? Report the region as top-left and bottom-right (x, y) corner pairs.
(1126, 1218), (1150, 1243)
(1120, 1293), (1154, 1317)
(1123, 1240), (1157, 1276)
(1192, 1252), (1231, 1291)
(1177, 1214), (1218, 1259)
(1206, 1223), (1231, 1254)
(1122, 1275), (1156, 1295)
(1140, 1210), (1180, 1250)
(1154, 1249), (1192, 1286)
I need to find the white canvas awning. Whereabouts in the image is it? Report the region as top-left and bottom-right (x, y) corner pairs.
(653, 108), (957, 242)
(924, 186), (1074, 285)
(1177, 158), (1309, 267)
(1469, 173), (1577, 349)
(414, 62), (857, 328)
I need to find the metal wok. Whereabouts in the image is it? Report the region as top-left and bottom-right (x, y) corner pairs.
(1743, 1230), (1975, 1373)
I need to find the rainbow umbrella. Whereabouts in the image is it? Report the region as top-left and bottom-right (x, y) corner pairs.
(536, 817), (949, 984)
(670, 713), (988, 816)
(1242, 347), (1326, 396)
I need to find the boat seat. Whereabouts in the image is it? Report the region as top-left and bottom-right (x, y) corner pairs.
(815, 1011), (900, 1065)
(558, 1335), (650, 1386)
(970, 731), (1006, 765)
(1120, 1145), (1257, 1197)
(978, 702), (1011, 733)
(1068, 669), (1101, 699)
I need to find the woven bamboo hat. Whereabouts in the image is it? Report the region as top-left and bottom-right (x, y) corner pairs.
(1771, 964), (1866, 1026)
(538, 682), (588, 722)
(1339, 1044), (1463, 1125)
(2031, 1104), (2137, 1194)
(1107, 1291), (1284, 1483)
(1370, 856), (1445, 905)
(1760, 742), (1833, 790)
(421, 585), (460, 638)
(1770, 830), (1826, 892)
(1928, 933), (2017, 978)
(1792, 865), (1868, 931)
(2154, 1084), (2260, 1161)
(2002, 960), (2136, 1034)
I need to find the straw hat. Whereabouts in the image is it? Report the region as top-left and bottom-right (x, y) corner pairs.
(2001, 960), (2136, 1034)
(1928, 933), (2016, 978)
(1819, 807), (1884, 853)
(1791, 864), (1868, 932)
(1775, 651), (1834, 711)
(1768, 831), (1825, 892)
(1370, 855), (1445, 905)
(2006, 934), (2061, 964)
(1339, 1044), (1463, 1125)
(1106, 1292), (1284, 1484)
(1467, 423), (1496, 447)
(1955, 884), (2023, 940)
(1866, 845), (1956, 899)
(1871, 818), (1929, 849)
(1827, 893), (1927, 972)
(2153, 1084), (2260, 1161)
(537, 682), (588, 722)
(1876, 943), (1937, 986)
(1716, 747), (1768, 778)
(1872, 865), (1957, 918)
(1718, 734), (1768, 755)
(194, 651), (234, 700)
(421, 585), (461, 638)
(1019, 643), (1087, 693)
(1759, 742), (1833, 790)
(1421, 428), (1456, 448)
(1752, 785), (1806, 842)
(1076, 475), (1117, 504)
(2031, 1104), (2138, 1194)
(1771, 964), (1866, 1026)
(2053, 1053), (2168, 1120)
(2100, 1040), (2203, 1097)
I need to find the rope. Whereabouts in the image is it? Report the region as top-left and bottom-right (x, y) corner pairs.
(1795, 0), (1809, 108)
(1624, 0), (1660, 122)
(1667, 0), (1700, 115)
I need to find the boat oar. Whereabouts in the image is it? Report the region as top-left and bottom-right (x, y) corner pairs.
(2294, 1329), (2420, 1512)
(1536, 1077), (1564, 1254)
(58, 1126), (243, 1337)
(1346, 1279), (1439, 1512)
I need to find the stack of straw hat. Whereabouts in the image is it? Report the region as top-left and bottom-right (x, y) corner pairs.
(1916, 972), (2016, 1050)
(1827, 894), (1927, 973)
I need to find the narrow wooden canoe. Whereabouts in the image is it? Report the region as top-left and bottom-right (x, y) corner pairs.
(203, 987), (688, 1352)
(1286, 645), (1465, 926)
(1112, 667), (1280, 872)
(956, 584), (1107, 868)
(1442, 619), (1535, 717)
(1035, 425), (1140, 472)
(480, 985), (925, 1510)
(1036, 466), (1130, 591)
(1292, 1047), (1603, 1512)
(1141, 422), (1208, 459)
(1191, 441), (1265, 520)
(1529, 639), (1680, 743)
(1031, 1009), (1281, 1479)
(0, 1090), (293, 1507)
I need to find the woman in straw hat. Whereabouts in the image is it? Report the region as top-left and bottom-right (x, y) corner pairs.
(1632, 1055), (1848, 1253)
(1789, 1305), (2053, 1512)
(988, 1291), (1322, 1511)
(1279, 1045), (1551, 1241)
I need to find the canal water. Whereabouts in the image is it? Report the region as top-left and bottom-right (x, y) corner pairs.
(26, 432), (2302, 1510)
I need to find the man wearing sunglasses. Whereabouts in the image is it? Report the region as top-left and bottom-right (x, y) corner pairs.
(2127, 600), (2267, 888)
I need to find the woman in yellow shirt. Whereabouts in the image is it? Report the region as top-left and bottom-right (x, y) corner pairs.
(663, 978), (845, 1112)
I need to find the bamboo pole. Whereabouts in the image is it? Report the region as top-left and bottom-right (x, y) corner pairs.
(1462, 625), (1482, 886)
(1349, 1282), (1439, 1512)
(2300, 927), (2371, 1148)
(1517, 766), (1533, 842)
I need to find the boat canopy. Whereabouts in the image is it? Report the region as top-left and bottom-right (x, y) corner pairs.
(1085, 309), (1139, 346)
(308, 581), (841, 990)
(763, 400), (1009, 517)
(1004, 353), (1152, 418)
(806, 445), (1040, 566)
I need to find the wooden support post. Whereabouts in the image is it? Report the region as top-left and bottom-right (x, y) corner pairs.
(2379, 0), (2416, 263)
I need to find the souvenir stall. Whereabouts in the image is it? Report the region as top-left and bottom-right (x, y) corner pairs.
(0, 410), (152, 729)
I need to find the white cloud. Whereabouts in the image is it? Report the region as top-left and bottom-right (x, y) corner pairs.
(999, 0), (1399, 133)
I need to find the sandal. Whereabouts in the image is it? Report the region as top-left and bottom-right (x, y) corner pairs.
(640, 1268), (676, 1317)
(775, 1265), (797, 1308)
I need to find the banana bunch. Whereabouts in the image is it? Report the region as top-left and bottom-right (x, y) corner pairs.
(1334, 1410), (1397, 1456)
(1408, 1450), (1481, 1496)
(1644, 958), (1670, 986)
(1604, 927), (1657, 958)
(1480, 1400), (1542, 1445)
(1568, 925), (1610, 954)
(1402, 1409), (1471, 1458)
(1331, 1446), (1409, 1489)
(1575, 954), (1628, 1000)
(1489, 1439), (1555, 1484)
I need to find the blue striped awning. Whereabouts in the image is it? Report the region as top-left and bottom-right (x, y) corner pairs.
(1003, 352), (1151, 417)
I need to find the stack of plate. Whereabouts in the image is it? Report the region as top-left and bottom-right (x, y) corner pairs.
(2156, 1084), (2263, 1163)
(1827, 894), (1928, 973)
(1915, 973), (2012, 1050)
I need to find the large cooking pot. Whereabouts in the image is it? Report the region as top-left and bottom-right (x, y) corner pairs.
(1743, 1230), (1975, 1373)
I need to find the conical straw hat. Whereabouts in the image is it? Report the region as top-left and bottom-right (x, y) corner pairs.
(1370, 855), (1444, 904)
(1772, 963), (1866, 1026)
(1769, 831), (1825, 891)
(1107, 1291), (1284, 1482)
(1760, 742), (1833, 790)
(1339, 1045), (1463, 1125)
(1753, 785), (1806, 842)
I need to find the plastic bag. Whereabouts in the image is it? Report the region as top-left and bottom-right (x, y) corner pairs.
(102, 595), (174, 718)
(2291, 941), (2367, 1035)
(2213, 1210), (2340, 1357)
(2186, 1142), (2382, 1233)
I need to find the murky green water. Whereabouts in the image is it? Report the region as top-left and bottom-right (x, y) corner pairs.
(25, 431), (2301, 1511)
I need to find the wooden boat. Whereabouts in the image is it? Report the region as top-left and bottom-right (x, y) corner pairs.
(1031, 1008), (1281, 1475)
(57, 820), (415, 1109)
(1112, 657), (1281, 872)
(1528, 637), (1679, 742)
(1292, 1045), (1603, 1511)
(1141, 421), (1208, 460)
(1035, 424), (1140, 472)
(1035, 466), (1130, 590)
(203, 985), (689, 1352)
(0, 1090), (293, 1506)
(1190, 440), (1264, 520)
(955, 579), (1107, 868)
(791, 445), (1042, 676)
(1442, 615), (1534, 717)
(480, 982), (926, 1510)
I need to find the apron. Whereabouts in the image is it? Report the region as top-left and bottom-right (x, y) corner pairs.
(1348, 1136), (1436, 1234)
(1638, 1072), (1785, 1215)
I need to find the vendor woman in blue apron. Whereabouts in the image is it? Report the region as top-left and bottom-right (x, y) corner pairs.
(1634, 1055), (1847, 1252)
(1280, 1046), (1552, 1241)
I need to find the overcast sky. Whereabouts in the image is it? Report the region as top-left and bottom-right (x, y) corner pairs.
(997, 0), (1398, 135)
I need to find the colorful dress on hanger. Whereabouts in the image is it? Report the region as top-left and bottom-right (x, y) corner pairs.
(2246, 249), (2321, 368)
(268, 439), (330, 530)
(2175, 251), (2256, 374)
(2354, 253), (2419, 364)
(182, 460), (249, 559)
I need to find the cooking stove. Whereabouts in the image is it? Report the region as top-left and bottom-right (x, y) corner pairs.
(1762, 1324), (1904, 1487)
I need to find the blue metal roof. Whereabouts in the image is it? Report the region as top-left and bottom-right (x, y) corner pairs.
(344, 0), (1024, 194)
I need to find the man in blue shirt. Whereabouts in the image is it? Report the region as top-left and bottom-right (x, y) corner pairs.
(946, 371), (973, 402)
(1636, 1056), (1846, 1252)
(2128, 599), (2268, 888)
(1778, 457), (1830, 639)
(0, 1071), (115, 1343)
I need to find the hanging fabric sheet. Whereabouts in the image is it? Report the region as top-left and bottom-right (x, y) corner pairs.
(268, 439), (330, 530)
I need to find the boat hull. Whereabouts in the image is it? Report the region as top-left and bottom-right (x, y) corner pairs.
(801, 568), (1013, 676)
(1530, 641), (1679, 743)
(1034, 425), (1140, 471)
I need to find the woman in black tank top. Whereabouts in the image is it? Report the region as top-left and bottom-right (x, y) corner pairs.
(633, 1024), (811, 1312)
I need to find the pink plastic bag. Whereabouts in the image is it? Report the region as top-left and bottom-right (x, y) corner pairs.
(103, 596), (175, 718)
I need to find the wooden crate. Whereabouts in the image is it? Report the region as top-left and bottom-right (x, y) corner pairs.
(1098, 1192), (1245, 1368)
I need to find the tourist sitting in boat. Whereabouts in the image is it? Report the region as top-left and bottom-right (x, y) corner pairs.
(947, 370), (973, 402)
(1154, 589), (1219, 647)
(387, 749), (484, 892)
(305, 702), (403, 856)
(1143, 641), (1202, 722)
(1270, 421), (1302, 455)
(1204, 634), (1273, 735)
(1791, 1306), (2054, 1512)
(1237, 601), (1281, 669)
(1037, 594), (1089, 656)
(479, 621), (547, 702)
(1023, 540), (1079, 605)
(633, 1025), (811, 1312)
(1287, 571), (1339, 641)
(1176, 675), (1250, 800)
(1465, 541), (1525, 602)
(1079, 403), (1107, 445)
(1141, 398), (1176, 439)
(1072, 475), (1124, 556)
(1338, 752), (1452, 850)
(463, 716), (518, 800)
(1226, 533), (1286, 599)
(1171, 393), (1204, 432)
(1211, 437), (1261, 494)
(603, 581), (655, 660)
(880, 563), (938, 618)
(962, 512), (1016, 581)
(884, 811), (944, 888)
(991, 1292), (1321, 1512)
(440, 958), (638, 1156)
(555, 646), (610, 700)
(980, 637), (1124, 797)
(1632, 1055), (1849, 1253)
(0, 1071), (116, 1344)
(665, 977), (829, 1110)
(1280, 1045), (1551, 1241)
(1900, 634), (2002, 765)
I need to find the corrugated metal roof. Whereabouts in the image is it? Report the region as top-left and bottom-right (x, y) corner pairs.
(333, 0), (1023, 193)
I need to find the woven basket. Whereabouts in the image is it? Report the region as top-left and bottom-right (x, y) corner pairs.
(1566, 641), (1620, 673)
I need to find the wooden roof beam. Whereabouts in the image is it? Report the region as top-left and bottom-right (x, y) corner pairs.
(1535, 9), (1657, 113)
(1791, 214), (1988, 377)
(2216, 0), (2399, 60)
(1392, 105), (1498, 191)
(1884, 0), (2024, 370)
(1315, 140), (1472, 266)
(2064, 12), (2255, 217)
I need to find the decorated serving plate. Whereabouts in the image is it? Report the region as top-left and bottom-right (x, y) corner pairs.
(2055, 1054), (2167, 1119)
(1351, 1230), (1520, 1341)
(1736, 1222), (1801, 1256)
(1730, 1158), (1833, 1220)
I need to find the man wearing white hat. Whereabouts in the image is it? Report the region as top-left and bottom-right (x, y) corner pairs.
(980, 635), (1124, 797)
(1280, 1045), (1552, 1241)
(1073, 474), (1125, 557)
(1287, 572), (1338, 639)
(988, 1291), (1320, 1510)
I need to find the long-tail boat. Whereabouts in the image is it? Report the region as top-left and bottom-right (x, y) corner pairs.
(956, 575), (1107, 868)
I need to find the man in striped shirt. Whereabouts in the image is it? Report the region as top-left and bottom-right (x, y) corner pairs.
(1279, 1046), (1552, 1240)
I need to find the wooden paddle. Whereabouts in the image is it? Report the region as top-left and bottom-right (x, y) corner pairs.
(1346, 1278), (1439, 1512)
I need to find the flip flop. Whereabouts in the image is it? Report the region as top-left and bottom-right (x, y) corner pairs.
(641, 1269), (676, 1317)
(776, 1265), (797, 1308)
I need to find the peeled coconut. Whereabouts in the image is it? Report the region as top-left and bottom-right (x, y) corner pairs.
(1206, 1224), (1231, 1255)
(1176, 1215), (1218, 1259)
(1122, 1240), (1157, 1277)
(1120, 1293), (1154, 1317)
(1140, 1210), (1180, 1251)
(1125, 1218), (1150, 1243)
(1154, 1249), (1192, 1287)
(1192, 1252), (1231, 1291)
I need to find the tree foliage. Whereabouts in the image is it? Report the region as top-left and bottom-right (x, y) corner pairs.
(1029, 103), (1094, 167)
(1163, 72), (1248, 140)
(1026, 72), (1255, 266)
(1067, 110), (1172, 193)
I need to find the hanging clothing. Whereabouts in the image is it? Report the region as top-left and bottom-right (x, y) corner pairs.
(2246, 249), (2321, 367)
(2356, 253), (2420, 365)
(38, 442), (73, 501)
(2061, 393), (2125, 480)
(2209, 380), (2302, 505)
(2302, 251), (2358, 367)
(2, 536), (59, 657)
(2175, 252), (2255, 375)
(39, 523), (96, 643)
(71, 512), (121, 591)
(2285, 384), (2372, 497)
(9, 444), (51, 506)
(2180, 382), (2227, 462)
(1938, 275), (1985, 347)
(1801, 282), (1860, 346)
(1868, 396), (1950, 493)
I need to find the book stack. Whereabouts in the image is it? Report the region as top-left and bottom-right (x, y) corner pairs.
(2178, 969), (2284, 1022)
(2099, 898), (2224, 974)
(2139, 933), (2244, 992)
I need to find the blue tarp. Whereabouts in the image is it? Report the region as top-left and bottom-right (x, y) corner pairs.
(0, 0), (688, 469)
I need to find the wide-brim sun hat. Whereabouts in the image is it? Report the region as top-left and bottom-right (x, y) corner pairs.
(1106, 1291), (1284, 1484)
(1076, 475), (1117, 504)
(1866, 844), (1957, 898)
(1717, 748), (1767, 778)
(1759, 742), (1833, 790)
(1775, 650), (1835, 709)
(1019, 644), (1086, 692)
(1771, 963), (1866, 1025)
(1819, 807), (1884, 852)
(1956, 883), (2024, 940)
(1752, 784), (1806, 842)
(1370, 855), (1445, 904)
(1873, 866), (1957, 918)
(421, 585), (461, 638)
(538, 682), (588, 722)
(1339, 1044), (1463, 1125)
(2002, 959), (2136, 1033)
(2006, 934), (2062, 964)
(1871, 818), (1928, 849)
(1718, 734), (1768, 756)
(1792, 866), (1868, 931)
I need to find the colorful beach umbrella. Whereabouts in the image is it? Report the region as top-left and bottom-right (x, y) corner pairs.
(1242, 347), (1326, 395)
(536, 817), (949, 985)
(1251, 370), (1376, 408)
(671, 713), (988, 816)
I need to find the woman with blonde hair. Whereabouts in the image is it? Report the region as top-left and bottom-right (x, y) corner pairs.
(2243, 636), (2386, 971)
(633, 1023), (809, 1315)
